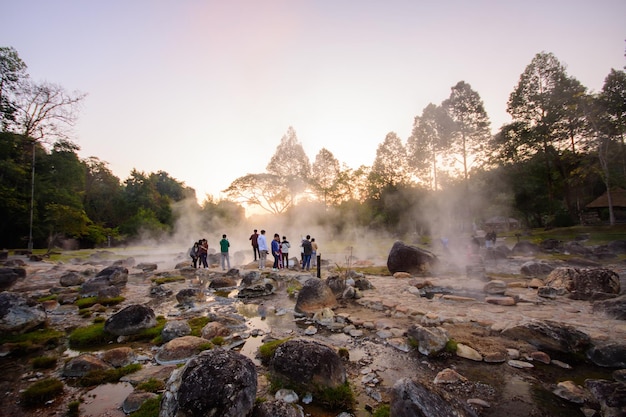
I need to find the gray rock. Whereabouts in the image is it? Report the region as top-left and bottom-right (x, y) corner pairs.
(586, 342), (626, 368)
(161, 320), (192, 343)
(390, 377), (478, 417)
(294, 278), (337, 315)
(545, 267), (620, 300)
(104, 304), (157, 336)
(62, 353), (111, 377)
(175, 288), (203, 306)
(501, 319), (591, 354)
(123, 391), (158, 414)
(160, 349), (257, 417)
(387, 241), (438, 274)
(406, 324), (449, 356)
(593, 294), (626, 320)
(0, 292), (47, 333)
(252, 400), (304, 417)
(59, 271), (84, 287)
(585, 379), (626, 417)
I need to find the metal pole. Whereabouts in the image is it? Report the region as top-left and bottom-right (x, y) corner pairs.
(27, 140), (35, 251)
(316, 254), (321, 278)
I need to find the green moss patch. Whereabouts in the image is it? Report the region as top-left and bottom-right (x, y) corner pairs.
(78, 363), (142, 387)
(20, 377), (64, 407)
(68, 322), (116, 349)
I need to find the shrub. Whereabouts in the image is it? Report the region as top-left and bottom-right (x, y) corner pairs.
(31, 355), (57, 369)
(20, 377), (64, 406)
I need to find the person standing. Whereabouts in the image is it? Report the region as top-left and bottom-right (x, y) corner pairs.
(249, 229), (260, 261)
(311, 238), (318, 267)
(189, 241), (199, 268)
(257, 230), (268, 269)
(302, 235), (313, 271)
(271, 233), (281, 271)
(280, 236), (290, 269)
(219, 234), (231, 271)
(199, 239), (209, 268)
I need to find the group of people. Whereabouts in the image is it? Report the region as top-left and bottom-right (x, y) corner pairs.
(188, 234), (231, 270)
(249, 229), (318, 271)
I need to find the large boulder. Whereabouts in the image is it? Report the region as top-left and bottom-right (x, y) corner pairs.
(387, 241), (437, 274)
(390, 378), (478, 417)
(406, 324), (449, 356)
(269, 339), (346, 392)
(62, 353), (112, 377)
(155, 335), (209, 364)
(81, 265), (128, 296)
(0, 267), (22, 290)
(501, 320), (591, 355)
(593, 294), (626, 320)
(586, 342), (626, 368)
(545, 267), (621, 300)
(585, 379), (626, 417)
(0, 292), (47, 333)
(104, 304), (157, 336)
(294, 278), (337, 315)
(252, 400), (304, 417)
(161, 320), (192, 343)
(160, 349), (257, 417)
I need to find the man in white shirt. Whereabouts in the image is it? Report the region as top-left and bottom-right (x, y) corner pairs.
(257, 230), (268, 269)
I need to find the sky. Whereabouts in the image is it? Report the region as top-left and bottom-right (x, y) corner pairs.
(2, 0), (625, 203)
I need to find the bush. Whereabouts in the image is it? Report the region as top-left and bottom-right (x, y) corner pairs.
(20, 377), (64, 406)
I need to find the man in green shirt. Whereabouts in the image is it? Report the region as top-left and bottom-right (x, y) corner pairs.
(219, 234), (231, 271)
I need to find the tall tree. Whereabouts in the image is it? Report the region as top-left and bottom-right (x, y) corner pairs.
(502, 51), (588, 219)
(369, 132), (409, 198)
(310, 148), (344, 206)
(223, 173), (292, 214)
(406, 103), (453, 190)
(266, 126), (311, 200)
(0, 46), (28, 130)
(442, 81), (492, 182)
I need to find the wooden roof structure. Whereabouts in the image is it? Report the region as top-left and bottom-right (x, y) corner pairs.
(586, 187), (626, 209)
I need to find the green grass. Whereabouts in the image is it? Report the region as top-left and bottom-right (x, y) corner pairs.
(188, 316), (211, 336)
(136, 378), (165, 393)
(78, 363), (142, 387)
(129, 395), (162, 417)
(68, 322), (116, 349)
(372, 404), (391, 417)
(31, 355), (57, 369)
(36, 294), (58, 302)
(258, 338), (290, 365)
(0, 327), (64, 355)
(315, 381), (355, 411)
(75, 295), (125, 308)
(151, 276), (186, 285)
(20, 377), (64, 406)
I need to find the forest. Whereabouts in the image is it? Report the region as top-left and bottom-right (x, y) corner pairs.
(1, 46), (625, 250)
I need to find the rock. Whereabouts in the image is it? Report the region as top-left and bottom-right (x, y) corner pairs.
(104, 304), (157, 336)
(62, 353), (112, 377)
(160, 349), (257, 417)
(201, 321), (230, 339)
(501, 320), (592, 354)
(520, 261), (554, 276)
(394, 272), (412, 279)
(100, 346), (136, 367)
(586, 342), (626, 368)
(553, 380), (588, 404)
(161, 320), (192, 342)
(456, 343), (483, 361)
(294, 278), (337, 315)
(252, 399), (304, 417)
(485, 296), (516, 306)
(122, 391), (158, 414)
(175, 288), (203, 306)
(326, 275), (347, 296)
(390, 378), (479, 417)
(545, 267), (620, 300)
(593, 294), (626, 320)
(155, 335), (210, 364)
(483, 280), (507, 295)
(81, 265), (128, 296)
(209, 275), (237, 288)
(275, 388), (299, 403)
(150, 284), (173, 298)
(530, 351), (551, 364)
(136, 262), (157, 272)
(512, 241), (540, 255)
(507, 360), (534, 369)
(434, 368), (467, 384)
(59, 271), (85, 287)
(537, 286), (560, 299)
(585, 379), (626, 417)
(269, 339), (346, 391)
(387, 241), (438, 274)
(0, 267), (24, 290)
(528, 278), (544, 288)
(406, 324), (449, 356)
(0, 292), (47, 333)
(238, 276), (276, 298)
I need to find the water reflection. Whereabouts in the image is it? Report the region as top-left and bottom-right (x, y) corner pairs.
(80, 382), (133, 417)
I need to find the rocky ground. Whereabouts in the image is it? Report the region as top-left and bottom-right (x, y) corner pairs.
(1, 240), (625, 417)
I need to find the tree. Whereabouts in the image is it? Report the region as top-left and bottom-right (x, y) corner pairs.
(12, 81), (86, 141)
(442, 81), (492, 182)
(369, 132), (409, 198)
(83, 157), (125, 227)
(223, 173), (292, 214)
(266, 126), (311, 200)
(406, 103), (453, 190)
(502, 51), (588, 219)
(599, 69), (626, 180)
(0, 46), (28, 130)
(310, 148), (344, 206)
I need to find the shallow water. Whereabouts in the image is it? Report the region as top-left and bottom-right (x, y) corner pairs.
(80, 382), (133, 417)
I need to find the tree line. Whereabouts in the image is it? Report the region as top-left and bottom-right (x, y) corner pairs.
(1, 46), (625, 249)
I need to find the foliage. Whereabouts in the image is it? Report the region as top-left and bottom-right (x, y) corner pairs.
(136, 378), (165, 393)
(66, 400), (80, 417)
(372, 404), (391, 417)
(314, 381), (355, 411)
(68, 322), (116, 348)
(78, 363), (142, 386)
(188, 316), (211, 336)
(20, 377), (64, 407)
(129, 395), (162, 417)
(31, 355), (57, 369)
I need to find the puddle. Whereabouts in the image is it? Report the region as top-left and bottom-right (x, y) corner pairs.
(80, 382), (133, 417)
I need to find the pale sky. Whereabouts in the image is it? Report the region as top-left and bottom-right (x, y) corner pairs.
(3, 1), (625, 201)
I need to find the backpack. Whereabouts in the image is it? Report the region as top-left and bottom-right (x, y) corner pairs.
(302, 240), (313, 255)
